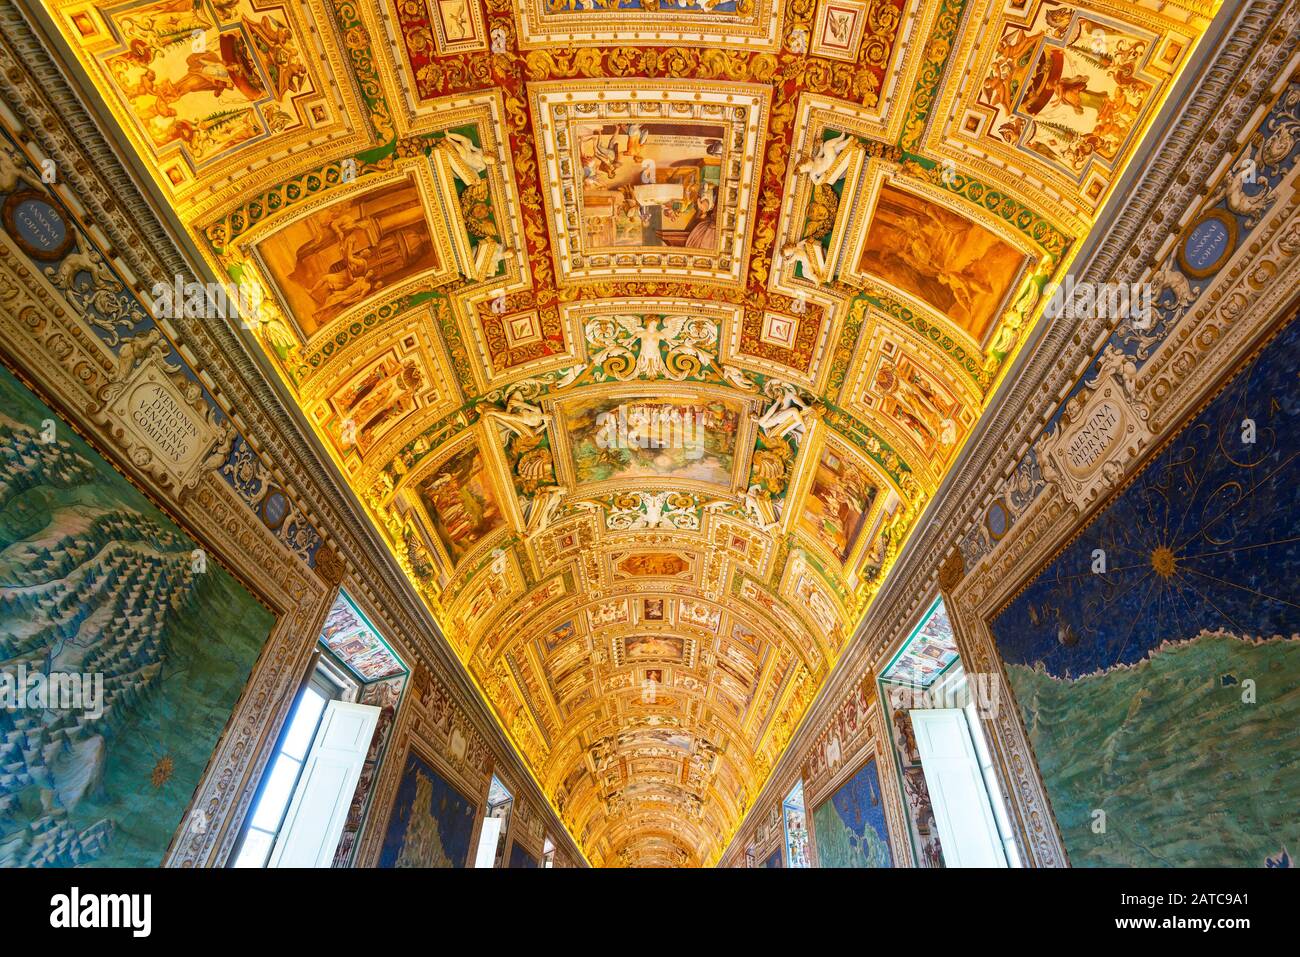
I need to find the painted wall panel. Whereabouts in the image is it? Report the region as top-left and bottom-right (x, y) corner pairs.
(810, 756), (893, 868)
(991, 319), (1300, 866)
(378, 750), (476, 868)
(509, 840), (538, 868)
(0, 365), (275, 866)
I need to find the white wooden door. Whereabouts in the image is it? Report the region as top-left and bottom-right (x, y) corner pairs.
(910, 708), (1007, 867)
(474, 816), (504, 868)
(268, 700), (379, 868)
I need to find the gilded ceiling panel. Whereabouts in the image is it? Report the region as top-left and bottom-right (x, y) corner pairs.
(41, 0), (1219, 866)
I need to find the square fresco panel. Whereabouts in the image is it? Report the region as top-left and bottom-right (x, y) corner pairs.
(378, 751), (476, 868)
(975, 4), (1158, 179)
(565, 395), (743, 488)
(811, 757), (894, 868)
(857, 183), (1024, 343)
(798, 446), (878, 563)
(0, 364), (274, 866)
(576, 121), (725, 252)
(531, 81), (768, 286)
(415, 441), (505, 566)
(97, 0), (313, 169)
(990, 317), (1300, 867)
(258, 177), (439, 338)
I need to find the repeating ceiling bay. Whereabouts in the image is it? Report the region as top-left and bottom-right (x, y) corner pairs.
(44, 0), (1217, 865)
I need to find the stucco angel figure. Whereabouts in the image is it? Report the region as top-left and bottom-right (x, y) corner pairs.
(524, 483), (568, 538)
(795, 131), (861, 187)
(586, 315), (716, 381)
(778, 237), (830, 285)
(481, 382), (549, 438)
(607, 491), (699, 531)
(756, 379), (814, 443)
(434, 131), (494, 187)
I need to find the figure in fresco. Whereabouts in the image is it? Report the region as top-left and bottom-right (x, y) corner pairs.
(106, 3), (309, 162)
(859, 184), (1025, 341)
(416, 445), (505, 564)
(799, 446), (878, 563)
(977, 5), (1154, 175)
(258, 178), (439, 337)
(576, 121), (723, 249)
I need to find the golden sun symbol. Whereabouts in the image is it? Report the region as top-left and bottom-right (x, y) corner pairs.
(1151, 545), (1178, 579)
(151, 755), (175, 789)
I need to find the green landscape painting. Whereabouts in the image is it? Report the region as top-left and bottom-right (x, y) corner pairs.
(0, 364), (274, 866)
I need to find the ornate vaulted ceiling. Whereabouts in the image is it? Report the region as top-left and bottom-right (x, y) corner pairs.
(43, 0), (1216, 866)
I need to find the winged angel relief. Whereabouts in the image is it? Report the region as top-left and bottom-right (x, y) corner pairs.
(585, 315), (718, 382)
(606, 491), (702, 531)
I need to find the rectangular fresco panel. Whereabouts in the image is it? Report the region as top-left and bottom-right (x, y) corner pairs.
(576, 121), (724, 251)
(415, 441), (505, 566)
(327, 351), (426, 456)
(0, 364), (274, 867)
(378, 751), (476, 868)
(798, 446), (878, 563)
(623, 634), (686, 664)
(990, 317), (1300, 867)
(857, 184), (1025, 343)
(96, 0), (313, 168)
(319, 593), (405, 682)
(880, 599), (960, 689)
(565, 395), (743, 488)
(515, 0), (782, 52)
(811, 757), (894, 868)
(258, 177), (439, 338)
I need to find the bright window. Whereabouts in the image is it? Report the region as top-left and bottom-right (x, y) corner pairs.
(232, 667), (347, 867)
(782, 780), (810, 867)
(473, 775), (514, 868)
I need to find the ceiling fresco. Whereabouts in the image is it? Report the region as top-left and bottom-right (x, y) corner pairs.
(44, 0), (1217, 866)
